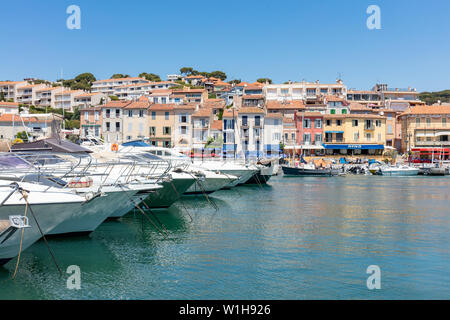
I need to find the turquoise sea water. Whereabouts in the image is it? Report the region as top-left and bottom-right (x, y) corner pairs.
(1, 176), (449, 299)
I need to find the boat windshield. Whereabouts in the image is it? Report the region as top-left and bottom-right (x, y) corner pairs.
(0, 154), (31, 170)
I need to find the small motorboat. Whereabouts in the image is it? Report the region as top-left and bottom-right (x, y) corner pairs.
(282, 163), (340, 177)
(370, 165), (419, 176)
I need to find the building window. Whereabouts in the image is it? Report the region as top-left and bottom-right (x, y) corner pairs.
(242, 116), (248, 126)
(341, 109), (347, 114)
(152, 112), (156, 120)
(163, 127), (171, 135)
(378, 133), (382, 142)
(426, 118), (431, 126)
(315, 134), (322, 144)
(416, 118), (420, 125)
(326, 119), (332, 126)
(165, 112), (169, 120)
(255, 116), (261, 127)
(115, 122), (120, 132)
(314, 119), (322, 128)
(336, 120), (342, 126)
(116, 109), (120, 118)
(303, 133), (311, 143)
(387, 124), (393, 134)
(149, 127), (156, 136)
(106, 122), (110, 131)
(303, 119), (311, 128)
(376, 120), (382, 127)
(352, 120), (359, 127)
(94, 112), (99, 121)
(139, 110), (144, 118)
(330, 109), (336, 114)
(366, 133), (372, 141)
(84, 111), (89, 119)
(128, 110), (133, 117)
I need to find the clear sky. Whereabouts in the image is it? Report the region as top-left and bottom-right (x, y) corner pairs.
(1, 0), (450, 92)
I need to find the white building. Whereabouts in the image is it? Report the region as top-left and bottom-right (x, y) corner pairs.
(74, 92), (107, 109)
(91, 77), (150, 96)
(15, 84), (48, 105)
(263, 113), (283, 158)
(0, 81), (28, 101)
(264, 80), (347, 102)
(0, 102), (20, 114)
(54, 90), (84, 111)
(35, 87), (66, 108)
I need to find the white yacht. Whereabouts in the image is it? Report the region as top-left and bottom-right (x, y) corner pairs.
(0, 180), (85, 265)
(118, 145), (238, 194)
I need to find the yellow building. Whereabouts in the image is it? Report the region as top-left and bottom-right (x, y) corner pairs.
(323, 114), (386, 156)
(148, 104), (175, 148)
(398, 105), (450, 157)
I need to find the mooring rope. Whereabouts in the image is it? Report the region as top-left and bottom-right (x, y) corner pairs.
(12, 200), (28, 280)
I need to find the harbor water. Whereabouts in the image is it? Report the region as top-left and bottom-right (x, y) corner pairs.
(1, 175), (449, 299)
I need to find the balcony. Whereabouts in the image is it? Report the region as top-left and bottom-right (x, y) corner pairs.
(325, 139), (345, 143)
(364, 125), (375, 131)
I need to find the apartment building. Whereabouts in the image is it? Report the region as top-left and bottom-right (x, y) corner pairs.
(325, 96), (350, 115)
(122, 97), (151, 142)
(115, 81), (177, 101)
(264, 80), (347, 102)
(323, 114), (386, 156)
(34, 87), (65, 108)
(282, 117), (297, 151)
(0, 81), (28, 101)
(236, 107), (265, 159)
(0, 102), (19, 114)
(173, 104), (196, 153)
(15, 84), (48, 105)
(148, 104), (175, 147)
(54, 90), (84, 111)
(0, 114), (60, 140)
(74, 92), (107, 109)
(398, 105), (450, 154)
(222, 108), (238, 159)
(101, 101), (132, 144)
(347, 90), (382, 106)
(263, 113), (283, 158)
(91, 77), (150, 96)
(171, 89), (208, 104)
(295, 112), (324, 155)
(266, 100), (305, 119)
(191, 108), (212, 154)
(149, 89), (172, 104)
(80, 106), (102, 138)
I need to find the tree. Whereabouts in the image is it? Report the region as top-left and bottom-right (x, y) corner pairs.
(109, 95), (119, 101)
(209, 71), (227, 80)
(63, 73), (97, 91)
(228, 79), (241, 85)
(208, 93), (217, 99)
(111, 74), (130, 79)
(257, 78), (272, 84)
(16, 131), (29, 142)
(0, 92), (5, 101)
(139, 73), (161, 82)
(180, 67), (194, 75)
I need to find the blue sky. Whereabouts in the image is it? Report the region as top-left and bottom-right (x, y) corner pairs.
(1, 0), (450, 91)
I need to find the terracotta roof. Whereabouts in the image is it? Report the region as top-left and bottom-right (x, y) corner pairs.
(185, 75), (205, 79)
(244, 86), (263, 91)
(149, 89), (172, 96)
(0, 114), (52, 123)
(76, 92), (104, 97)
(214, 80), (231, 87)
(101, 101), (132, 108)
(55, 90), (84, 95)
(148, 103), (175, 111)
(124, 97), (151, 109)
(192, 108), (212, 117)
(222, 109), (238, 118)
(17, 84), (43, 89)
(399, 105), (450, 117)
(299, 112), (324, 117)
(265, 113), (283, 119)
(210, 120), (223, 131)
(236, 82), (249, 87)
(266, 100), (305, 110)
(80, 106), (102, 111)
(0, 102), (19, 107)
(36, 87), (64, 92)
(202, 99), (226, 109)
(94, 77), (149, 84)
(242, 95), (264, 100)
(326, 95), (347, 102)
(238, 107), (265, 114)
(349, 103), (372, 111)
(0, 81), (26, 85)
(324, 114), (386, 119)
(173, 103), (197, 110)
(283, 117), (295, 123)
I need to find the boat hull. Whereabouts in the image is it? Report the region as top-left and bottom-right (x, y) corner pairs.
(245, 173), (272, 184)
(0, 201), (81, 264)
(141, 178), (195, 209)
(282, 166), (338, 177)
(185, 177), (231, 195)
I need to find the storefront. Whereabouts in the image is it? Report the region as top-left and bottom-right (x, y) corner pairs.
(323, 144), (385, 156)
(410, 148), (450, 163)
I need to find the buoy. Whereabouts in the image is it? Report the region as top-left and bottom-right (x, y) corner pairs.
(111, 143), (119, 152)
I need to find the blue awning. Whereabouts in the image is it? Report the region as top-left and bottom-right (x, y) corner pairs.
(325, 131), (344, 134)
(323, 144), (384, 150)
